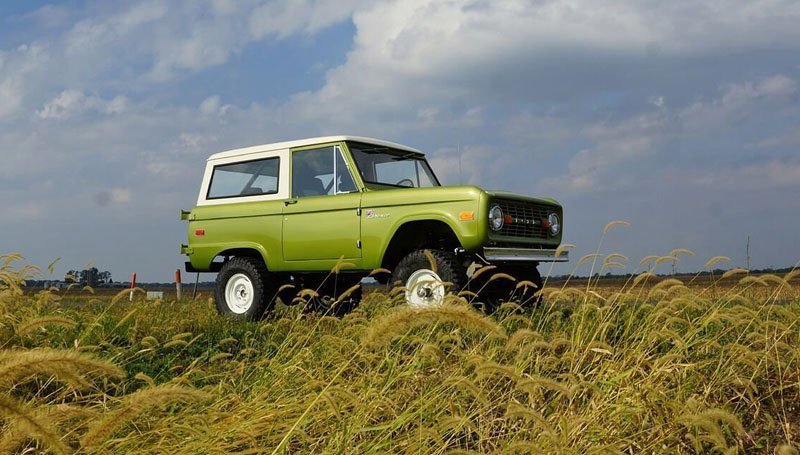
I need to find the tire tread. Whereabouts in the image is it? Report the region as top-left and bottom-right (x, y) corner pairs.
(391, 249), (467, 296)
(214, 256), (275, 320)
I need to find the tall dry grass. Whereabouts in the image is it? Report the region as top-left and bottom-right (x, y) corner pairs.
(1, 250), (799, 453)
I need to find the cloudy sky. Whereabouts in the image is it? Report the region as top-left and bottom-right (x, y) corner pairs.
(1, 0), (799, 282)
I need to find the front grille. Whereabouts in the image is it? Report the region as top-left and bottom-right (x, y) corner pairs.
(495, 200), (554, 239)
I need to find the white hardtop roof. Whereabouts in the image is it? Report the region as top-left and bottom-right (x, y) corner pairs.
(207, 135), (424, 161)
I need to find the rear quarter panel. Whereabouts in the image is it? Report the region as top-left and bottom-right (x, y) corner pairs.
(187, 200), (283, 271)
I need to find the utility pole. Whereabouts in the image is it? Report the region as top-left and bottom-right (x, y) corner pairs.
(745, 235), (751, 270)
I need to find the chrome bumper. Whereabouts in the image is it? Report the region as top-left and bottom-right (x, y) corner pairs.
(482, 247), (569, 263)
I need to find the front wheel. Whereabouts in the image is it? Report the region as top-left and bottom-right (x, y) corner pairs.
(391, 249), (466, 308)
(215, 257), (276, 320)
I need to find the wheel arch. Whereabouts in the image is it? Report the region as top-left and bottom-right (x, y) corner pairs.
(214, 244), (271, 270)
(380, 219), (462, 272)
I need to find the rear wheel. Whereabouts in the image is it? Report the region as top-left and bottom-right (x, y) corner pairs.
(312, 274), (363, 317)
(308, 283), (362, 316)
(215, 257), (276, 320)
(391, 249), (466, 308)
(287, 274), (363, 317)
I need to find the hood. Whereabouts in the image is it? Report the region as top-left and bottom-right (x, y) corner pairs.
(362, 185), (484, 205)
(485, 190), (561, 207)
(363, 185), (561, 207)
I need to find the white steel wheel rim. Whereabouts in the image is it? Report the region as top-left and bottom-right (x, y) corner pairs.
(405, 269), (446, 308)
(225, 273), (255, 314)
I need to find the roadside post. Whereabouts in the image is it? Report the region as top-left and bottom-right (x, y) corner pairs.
(175, 269), (182, 301)
(192, 272), (200, 300)
(130, 272), (137, 302)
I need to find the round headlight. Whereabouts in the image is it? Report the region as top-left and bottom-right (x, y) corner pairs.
(489, 205), (504, 231)
(548, 213), (560, 236)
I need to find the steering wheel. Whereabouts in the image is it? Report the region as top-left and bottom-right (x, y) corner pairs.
(396, 178), (414, 187)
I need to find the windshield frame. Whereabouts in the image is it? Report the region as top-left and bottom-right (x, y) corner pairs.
(346, 141), (441, 189)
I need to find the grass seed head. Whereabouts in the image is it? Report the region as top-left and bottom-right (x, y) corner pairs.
(15, 316), (76, 336)
(81, 384), (212, 450)
(0, 348), (124, 387)
(0, 395), (69, 455)
(362, 304), (506, 348)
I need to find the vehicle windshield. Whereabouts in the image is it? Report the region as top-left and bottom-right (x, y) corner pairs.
(348, 142), (440, 189)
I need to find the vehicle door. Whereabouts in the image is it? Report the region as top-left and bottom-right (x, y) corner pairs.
(282, 144), (362, 262)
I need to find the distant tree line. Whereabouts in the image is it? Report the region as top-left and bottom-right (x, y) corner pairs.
(65, 267), (113, 287)
(552, 266), (797, 281)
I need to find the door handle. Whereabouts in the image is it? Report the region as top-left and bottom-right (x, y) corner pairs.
(284, 199), (298, 206)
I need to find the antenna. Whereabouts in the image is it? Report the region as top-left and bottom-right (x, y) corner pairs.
(457, 142), (463, 184)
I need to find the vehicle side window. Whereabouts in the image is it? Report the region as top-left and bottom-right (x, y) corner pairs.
(292, 146), (357, 198)
(207, 157), (279, 199)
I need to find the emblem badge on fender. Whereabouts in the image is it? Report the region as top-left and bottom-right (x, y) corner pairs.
(365, 209), (389, 219)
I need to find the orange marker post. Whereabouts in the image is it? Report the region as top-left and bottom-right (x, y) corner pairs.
(175, 269), (182, 301)
(129, 272), (137, 302)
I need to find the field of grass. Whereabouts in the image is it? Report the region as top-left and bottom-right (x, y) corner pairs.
(2, 252), (799, 454)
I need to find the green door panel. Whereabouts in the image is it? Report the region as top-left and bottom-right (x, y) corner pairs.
(283, 144), (363, 264)
(282, 192), (362, 262)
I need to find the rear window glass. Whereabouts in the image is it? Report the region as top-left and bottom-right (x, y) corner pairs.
(207, 157), (279, 199)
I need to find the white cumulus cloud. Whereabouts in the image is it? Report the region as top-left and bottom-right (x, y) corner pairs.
(37, 90), (127, 119)
(681, 75), (797, 131)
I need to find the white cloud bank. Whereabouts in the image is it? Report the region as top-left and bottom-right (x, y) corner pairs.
(283, 0), (800, 122)
(38, 90), (128, 119)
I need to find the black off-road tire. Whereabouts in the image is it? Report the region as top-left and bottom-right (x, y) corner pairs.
(277, 285), (298, 306)
(391, 249), (467, 303)
(474, 264), (544, 311)
(309, 284), (363, 317)
(214, 257), (277, 321)
(515, 266), (544, 308)
(299, 274), (363, 317)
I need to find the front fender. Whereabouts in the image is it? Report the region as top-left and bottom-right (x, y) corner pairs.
(363, 204), (485, 269)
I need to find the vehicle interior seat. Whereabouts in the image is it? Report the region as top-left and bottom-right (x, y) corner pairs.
(294, 167), (326, 197)
(241, 187), (263, 195)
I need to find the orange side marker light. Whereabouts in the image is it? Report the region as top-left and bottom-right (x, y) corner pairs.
(459, 211), (474, 221)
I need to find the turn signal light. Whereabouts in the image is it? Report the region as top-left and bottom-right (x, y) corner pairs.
(459, 211), (474, 220)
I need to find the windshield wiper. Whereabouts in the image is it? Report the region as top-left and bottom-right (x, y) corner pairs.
(354, 146), (390, 154)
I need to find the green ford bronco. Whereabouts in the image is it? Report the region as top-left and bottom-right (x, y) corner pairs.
(181, 136), (567, 319)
